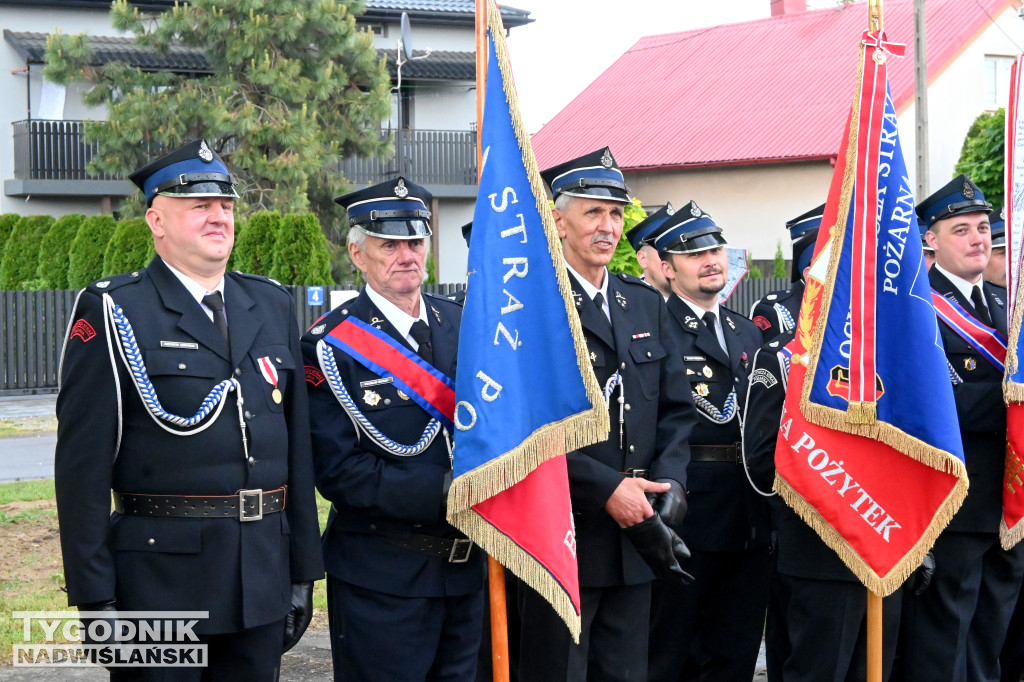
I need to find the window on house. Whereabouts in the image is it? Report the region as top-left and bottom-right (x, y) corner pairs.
(984, 55), (1015, 109)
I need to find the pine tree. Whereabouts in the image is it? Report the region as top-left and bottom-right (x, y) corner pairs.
(37, 213), (86, 289)
(0, 216), (55, 290)
(270, 213), (334, 285)
(955, 108), (1005, 208)
(68, 215), (117, 288)
(232, 210), (281, 275)
(44, 0), (392, 234)
(104, 217), (155, 274)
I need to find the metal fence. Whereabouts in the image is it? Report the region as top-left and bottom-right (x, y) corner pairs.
(1, 278), (789, 394)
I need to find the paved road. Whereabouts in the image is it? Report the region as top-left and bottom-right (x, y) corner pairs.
(0, 433), (57, 482)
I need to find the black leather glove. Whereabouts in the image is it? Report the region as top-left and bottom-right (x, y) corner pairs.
(622, 514), (694, 584)
(282, 582), (314, 653)
(79, 600), (119, 647)
(905, 552), (935, 596)
(652, 478), (687, 529)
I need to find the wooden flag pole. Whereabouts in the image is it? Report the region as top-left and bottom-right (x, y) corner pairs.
(475, 2), (511, 681)
(866, 4), (884, 682)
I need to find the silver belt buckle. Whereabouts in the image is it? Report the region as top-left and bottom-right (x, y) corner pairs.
(449, 538), (473, 563)
(239, 489), (263, 521)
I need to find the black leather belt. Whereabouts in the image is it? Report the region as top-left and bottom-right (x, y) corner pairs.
(690, 444), (742, 463)
(113, 487), (286, 522)
(379, 533), (474, 563)
(620, 468), (649, 478)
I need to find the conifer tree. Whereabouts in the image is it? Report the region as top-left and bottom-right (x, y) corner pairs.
(37, 213), (86, 289)
(44, 0), (392, 234)
(270, 213), (334, 285)
(0, 215), (54, 290)
(232, 210), (281, 275)
(104, 217), (155, 274)
(68, 215), (117, 288)
(0, 214), (20, 255)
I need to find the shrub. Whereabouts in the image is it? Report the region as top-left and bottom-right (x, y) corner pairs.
(0, 214), (21, 255)
(37, 214), (86, 289)
(270, 212), (334, 285)
(68, 215), (116, 288)
(232, 210), (280, 275)
(0, 215), (54, 290)
(104, 217), (154, 274)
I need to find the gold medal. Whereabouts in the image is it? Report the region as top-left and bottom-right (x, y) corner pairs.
(702, 366), (713, 378)
(272, 387), (282, 404)
(964, 357), (977, 371)
(695, 383), (709, 397)
(363, 390), (381, 406)
(396, 390), (410, 401)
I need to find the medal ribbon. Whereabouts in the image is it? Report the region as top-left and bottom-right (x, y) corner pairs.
(324, 317), (456, 430)
(257, 356), (279, 389)
(931, 289), (1007, 371)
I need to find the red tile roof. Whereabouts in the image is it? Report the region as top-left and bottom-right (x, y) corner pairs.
(531, 0), (1016, 171)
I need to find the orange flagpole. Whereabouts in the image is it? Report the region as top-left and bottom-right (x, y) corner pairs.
(476, 2), (511, 681)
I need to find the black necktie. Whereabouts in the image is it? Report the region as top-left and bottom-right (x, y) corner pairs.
(702, 311), (717, 333)
(202, 291), (229, 342)
(971, 286), (993, 327)
(593, 292), (610, 325)
(410, 319), (433, 365)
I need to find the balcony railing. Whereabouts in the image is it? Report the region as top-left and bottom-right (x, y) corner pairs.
(11, 120), (478, 186)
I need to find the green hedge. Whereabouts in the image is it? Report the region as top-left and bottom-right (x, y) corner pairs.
(270, 212), (334, 285)
(0, 215), (54, 290)
(37, 214), (86, 289)
(104, 217), (155, 274)
(232, 210), (280, 276)
(68, 215), (117, 288)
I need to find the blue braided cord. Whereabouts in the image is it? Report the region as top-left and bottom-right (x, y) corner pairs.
(603, 372), (621, 403)
(775, 304), (796, 333)
(781, 353), (792, 377)
(693, 389), (738, 423)
(110, 303), (236, 428)
(318, 340), (440, 457)
(948, 359), (963, 386)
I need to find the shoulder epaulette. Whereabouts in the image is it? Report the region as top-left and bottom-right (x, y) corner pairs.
(87, 270), (143, 294)
(304, 305), (350, 338)
(231, 271), (287, 290)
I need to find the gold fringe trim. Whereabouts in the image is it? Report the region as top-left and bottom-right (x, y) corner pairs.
(1001, 516), (1024, 550)
(795, 44), (970, 484)
(775, 471), (969, 596)
(446, 0), (608, 518)
(449, 506), (581, 642)
(1005, 383), (1024, 404)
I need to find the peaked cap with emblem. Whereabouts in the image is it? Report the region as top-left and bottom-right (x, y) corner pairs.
(787, 203), (825, 241)
(650, 200), (727, 256)
(625, 202), (675, 251)
(540, 147), (631, 204)
(129, 138), (238, 206)
(990, 206), (1006, 248)
(916, 174), (992, 228)
(334, 177), (433, 239)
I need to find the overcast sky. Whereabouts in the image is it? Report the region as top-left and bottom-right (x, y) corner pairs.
(504, 0), (840, 133)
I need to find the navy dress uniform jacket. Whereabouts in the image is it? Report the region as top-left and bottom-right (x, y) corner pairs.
(566, 272), (695, 588)
(666, 295), (770, 552)
(55, 256), (324, 634)
(301, 289), (485, 597)
(748, 281), (804, 343)
(930, 268), (1007, 533)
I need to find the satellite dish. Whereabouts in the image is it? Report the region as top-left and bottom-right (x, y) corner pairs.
(400, 12), (414, 61)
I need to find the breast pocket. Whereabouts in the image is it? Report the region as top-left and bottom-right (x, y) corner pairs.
(142, 347), (227, 415)
(250, 345), (295, 412)
(628, 339), (667, 400)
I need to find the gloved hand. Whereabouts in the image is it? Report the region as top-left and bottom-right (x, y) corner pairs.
(905, 552), (935, 596)
(622, 514), (694, 584)
(78, 600), (119, 647)
(282, 582), (314, 653)
(652, 478), (687, 529)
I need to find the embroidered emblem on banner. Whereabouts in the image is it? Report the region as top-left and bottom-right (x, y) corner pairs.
(826, 365), (886, 401)
(305, 366), (325, 386)
(70, 319), (97, 343)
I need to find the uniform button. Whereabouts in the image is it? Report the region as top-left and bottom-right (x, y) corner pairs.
(234, 368), (243, 377)
(624, 403), (631, 412)
(147, 538), (155, 546)
(178, 363), (187, 370)
(629, 445), (635, 453)
(369, 523), (376, 531)
(275, 357), (282, 364)
(244, 411), (253, 420)
(620, 362), (626, 370)
(248, 457), (256, 467)
(646, 352), (652, 358)
(384, 398), (391, 405)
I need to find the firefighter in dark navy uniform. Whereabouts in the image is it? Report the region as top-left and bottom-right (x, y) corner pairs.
(748, 204), (824, 343)
(516, 148), (696, 681)
(645, 202), (768, 682)
(302, 177), (486, 681)
(625, 202), (676, 299)
(54, 139), (324, 680)
(900, 174), (1024, 681)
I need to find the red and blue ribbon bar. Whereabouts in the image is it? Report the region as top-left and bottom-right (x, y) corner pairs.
(324, 317), (456, 430)
(931, 290), (1007, 371)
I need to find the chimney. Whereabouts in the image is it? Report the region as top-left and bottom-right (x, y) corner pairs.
(771, 0), (807, 16)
